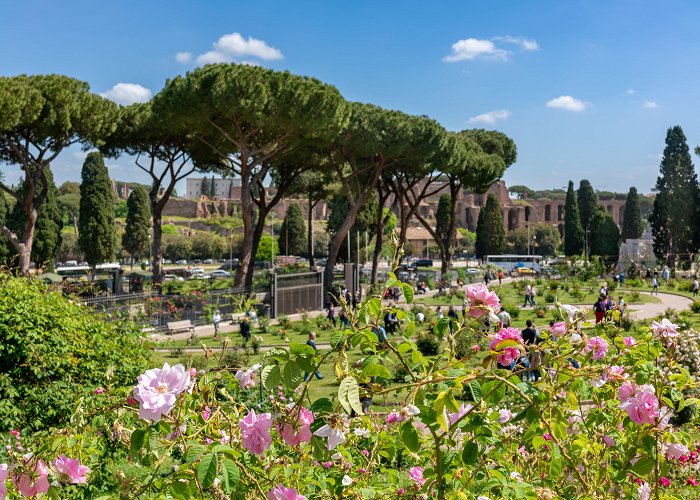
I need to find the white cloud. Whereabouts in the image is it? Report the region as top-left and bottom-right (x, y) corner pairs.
(443, 38), (509, 62)
(175, 51), (192, 63)
(99, 83), (152, 105)
(195, 32), (283, 66)
(546, 95), (588, 112)
(493, 36), (539, 51)
(469, 109), (511, 124)
(642, 100), (659, 109)
(625, 89), (636, 95)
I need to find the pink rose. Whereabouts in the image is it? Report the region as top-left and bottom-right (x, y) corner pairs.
(625, 391), (659, 425)
(618, 381), (637, 403)
(498, 409), (514, 423)
(651, 318), (679, 339)
(665, 442), (690, 460)
(133, 363), (191, 421)
(235, 364), (262, 390)
(465, 284), (500, 318)
(0, 464), (7, 499)
(12, 457), (50, 497)
(279, 407), (314, 446)
(240, 410), (273, 455)
(623, 336), (637, 347)
(602, 435), (616, 447)
(267, 484), (307, 500)
(409, 466), (426, 486)
(583, 336), (608, 360)
(549, 321), (567, 337)
(489, 328), (524, 366)
(606, 366), (627, 380)
(52, 455), (90, 484)
(659, 477), (670, 487)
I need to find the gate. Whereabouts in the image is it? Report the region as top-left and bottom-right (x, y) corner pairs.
(271, 271), (323, 318)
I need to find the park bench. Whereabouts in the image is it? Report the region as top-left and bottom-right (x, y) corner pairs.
(167, 320), (194, 334)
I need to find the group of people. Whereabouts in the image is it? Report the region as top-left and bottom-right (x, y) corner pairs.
(593, 284), (626, 323)
(522, 283), (537, 307)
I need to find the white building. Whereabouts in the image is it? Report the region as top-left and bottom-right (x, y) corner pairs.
(185, 177), (240, 199)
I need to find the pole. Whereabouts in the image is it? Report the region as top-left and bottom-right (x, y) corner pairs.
(347, 229), (351, 263)
(527, 222), (530, 256)
(271, 216), (275, 269)
(229, 234), (233, 271)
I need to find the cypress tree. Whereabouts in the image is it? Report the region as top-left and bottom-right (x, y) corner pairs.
(200, 177), (209, 198)
(79, 152), (117, 266)
(122, 187), (151, 263)
(564, 181), (585, 256)
(577, 179), (598, 232)
(475, 194), (505, 259)
(435, 194), (451, 250)
(210, 177), (217, 198)
(8, 168), (63, 270)
(621, 187), (643, 241)
(278, 203), (306, 256)
(650, 126), (700, 261)
(590, 206), (621, 269)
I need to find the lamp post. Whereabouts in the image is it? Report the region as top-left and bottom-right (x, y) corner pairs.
(270, 214), (276, 269)
(229, 233), (234, 272)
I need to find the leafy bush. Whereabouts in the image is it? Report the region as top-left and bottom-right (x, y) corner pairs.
(278, 315), (292, 329)
(691, 301), (700, 314)
(502, 303), (520, 319)
(0, 273), (149, 431)
(544, 292), (556, 303)
(415, 333), (440, 356)
(630, 291), (641, 303)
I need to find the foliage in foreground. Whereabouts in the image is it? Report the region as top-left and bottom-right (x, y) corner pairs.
(0, 272), (150, 432)
(3, 245), (700, 498)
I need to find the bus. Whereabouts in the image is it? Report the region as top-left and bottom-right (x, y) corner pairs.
(485, 255), (542, 273)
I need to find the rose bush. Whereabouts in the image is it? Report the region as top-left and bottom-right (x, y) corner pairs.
(2, 247), (700, 498)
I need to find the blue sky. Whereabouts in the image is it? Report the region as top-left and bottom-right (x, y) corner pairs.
(2, 0), (700, 194)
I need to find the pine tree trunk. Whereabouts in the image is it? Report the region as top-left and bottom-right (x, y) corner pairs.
(234, 158), (255, 289)
(308, 197), (315, 270)
(151, 208), (164, 287)
(17, 208), (37, 275)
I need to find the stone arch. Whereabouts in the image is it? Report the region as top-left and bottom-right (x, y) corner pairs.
(524, 206), (531, 222)
(544, 204), (552, 222)
(557, 204), (564, 221)
(508, 208), (518, 231)
(618, 206), (625, 226)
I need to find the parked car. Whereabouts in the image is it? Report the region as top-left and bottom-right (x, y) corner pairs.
(190, 267), (205, 275)
(203, 259), (214, 264)
(413, 259), (434, 267)
(163, 274), (184, 282)
(219, 259), (238, 271)
(210, 270), (231, 279)
(175, 259), (188, 265)
(64, 260), (78, 267)
(163, 259), (172, 265)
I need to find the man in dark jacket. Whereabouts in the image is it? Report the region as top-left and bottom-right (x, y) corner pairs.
(240, 317), (251, 342)
(303, 332), (323, 381)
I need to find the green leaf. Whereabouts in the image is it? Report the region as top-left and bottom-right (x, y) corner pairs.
(405, 320), (415, 337)
(338, 376), (363, 415)
(631, 456), (655, 476)
(482, 380), (506, 405)
(467, 381), (482, 403)
(311, 397), (334, 415)
(185, 444), (207, 464)
(221, 458), (240, 493)
(401, 283), (414, 304)
(129, 429), (147, 460)
(289, 342), (315, 356)
(361, 364), (392, 380)
(368, 297), (382, 318)
(281, 361), (302, 388)
(462, 442), (478, 465)
(262, 364), (281, 390)
(330, 331), (345, 349)
(197, 453), (218, 489)
(400, 422), (420, 452)
(170, 479), (195, 500)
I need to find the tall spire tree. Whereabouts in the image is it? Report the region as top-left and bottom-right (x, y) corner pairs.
(564, 181), (585, 256)
(122, 187), (152, 266)
(621, 187), (643, 241)
(78, 152), (117, 266)
(577, 179), (598, 235)
(650, 126), (700, 262)
(475, 193), (505, 259)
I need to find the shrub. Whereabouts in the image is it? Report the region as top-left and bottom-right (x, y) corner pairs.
(630, 291), (641, 303)
(415, 333), (440, 356)
(0, 273), (149, 432)
(536, 307), (547, 318)
(502, 303), (520, 319)
(549, 282), (559, 291)
(691, 301), (700, 314)
(278, 315), (292, 329)
(544, 292), (556, 303)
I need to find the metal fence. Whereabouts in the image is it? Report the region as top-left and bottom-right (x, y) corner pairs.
(81, 287), (252, 333)
(271, 271), (323, 318)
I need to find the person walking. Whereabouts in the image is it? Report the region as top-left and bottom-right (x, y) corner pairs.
(240, 317), (251, 342)
(327, 304), (337, 328)
(484, 272), (490, 287)
(651, 274), (659, 295)
(593, 296), (607, 323)
(497, 308), (511, 328)
(523, 283), (532, 307)
(303, 332), (323, 381)
(447, 304), (459, 333)
(693, 277), (699, 298)
(436, 306), (443, 320)
(212, 309), (221, 339)
(462, 298), (468, 318)
(529, 284), (537, 307)
(497, 270), (503, 285)
(338, 308), (350, 329)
